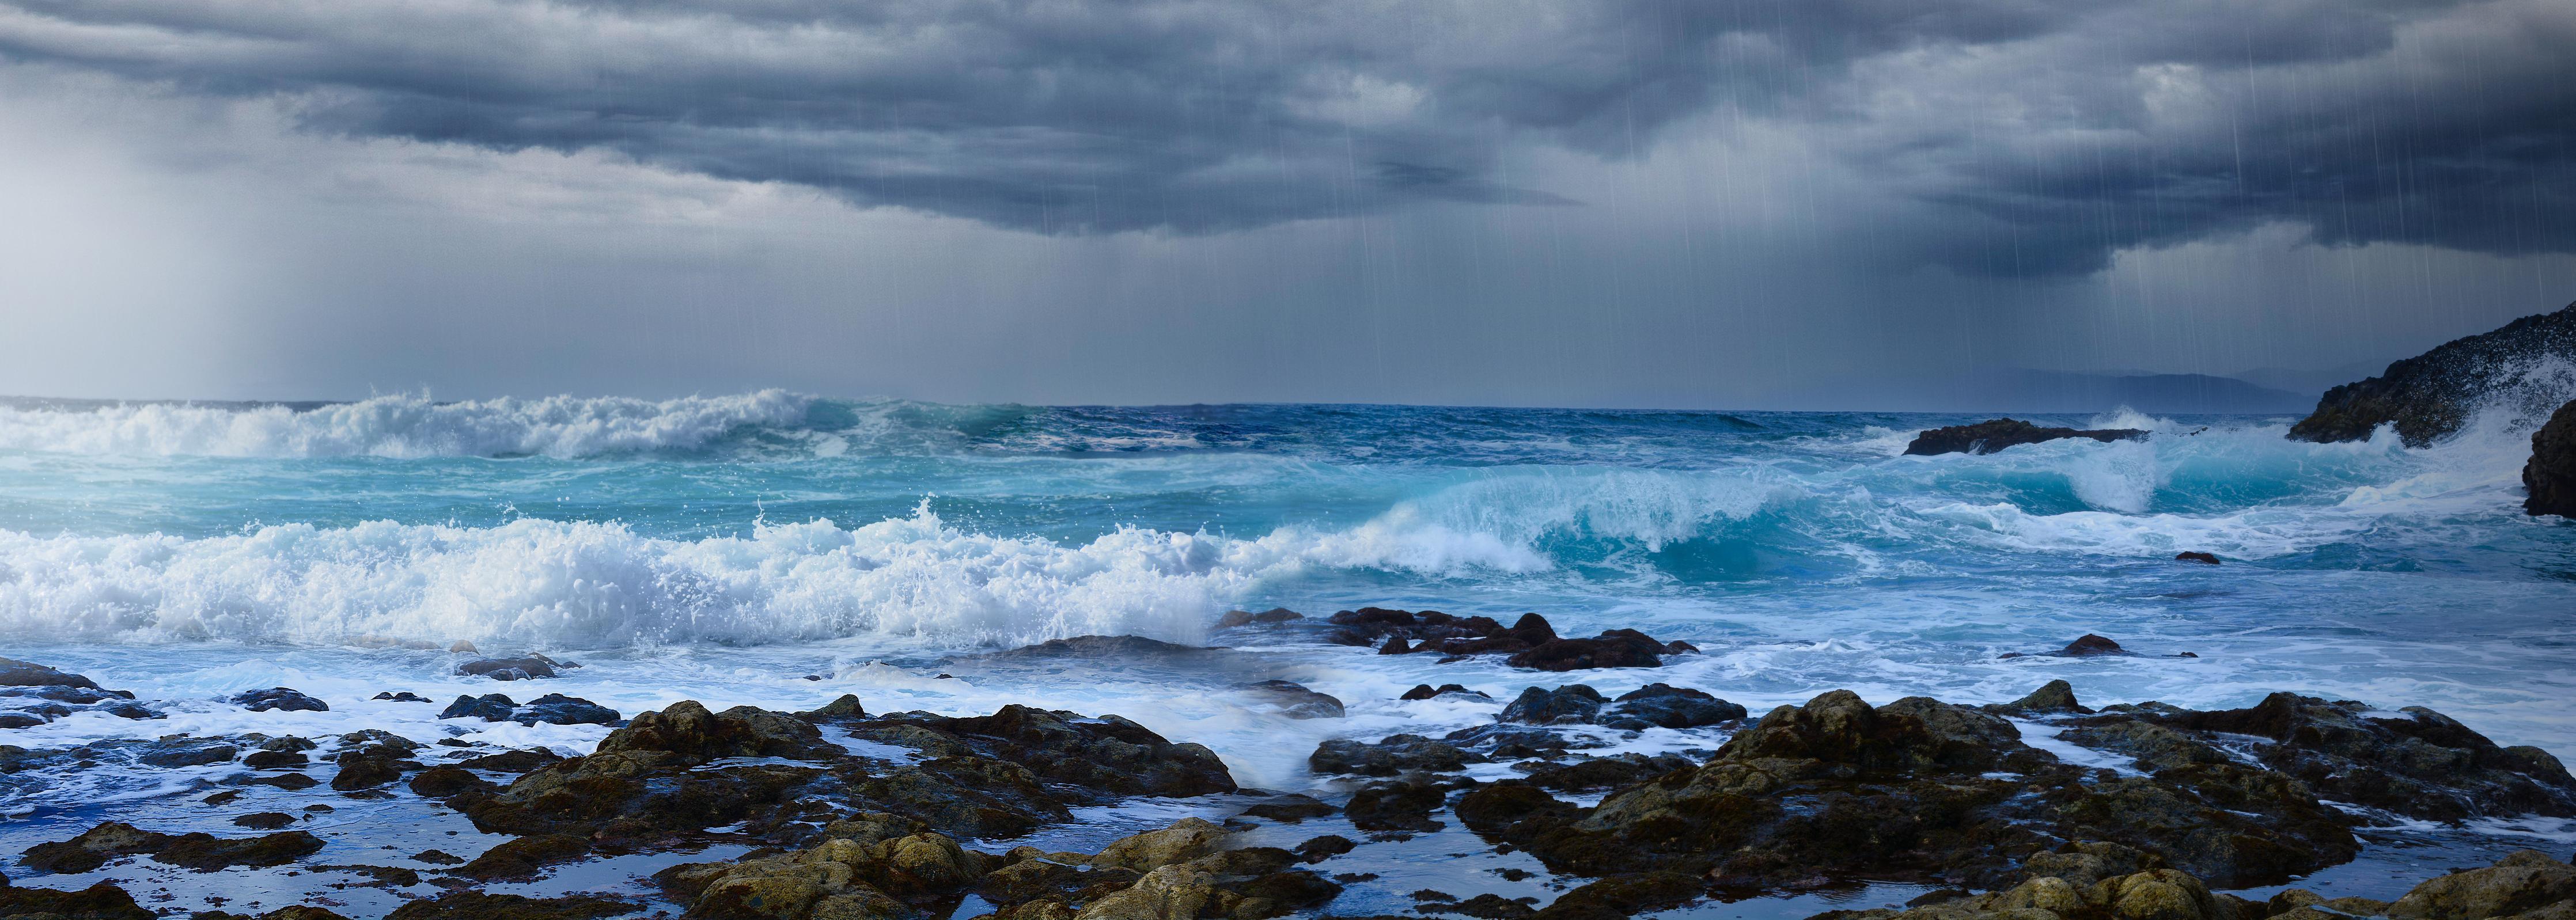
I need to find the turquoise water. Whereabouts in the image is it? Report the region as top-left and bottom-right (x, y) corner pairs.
(1, 392), (2573, 911)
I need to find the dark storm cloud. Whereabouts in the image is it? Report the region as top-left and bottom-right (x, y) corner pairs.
(0, 0), (2568, 272)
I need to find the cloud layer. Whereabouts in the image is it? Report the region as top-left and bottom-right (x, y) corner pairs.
(3, 0), (2568, 275)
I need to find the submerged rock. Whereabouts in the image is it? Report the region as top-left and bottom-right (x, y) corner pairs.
(1903, 419), (2147, 456)
(2525, 400), (2576, 518)
(1400, 683), (1491, 701)
(2290, 300), (2576, 446)
(2175, 551), (2222, 565)
(1241, 680), (1346, 719)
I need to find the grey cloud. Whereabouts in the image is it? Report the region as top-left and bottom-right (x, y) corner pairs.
(0, 0), (2568, 274)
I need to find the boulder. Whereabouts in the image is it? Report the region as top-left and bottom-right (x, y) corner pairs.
(1499, 686), (1608, 725)
(2174, 552), (2221, 565)
(456, 654), (560, 681)
(374, 691), (433, 702)
(2389, 850), (2576, 920)
(440, 694), (518, 722)
(0, 880), (154, 920)
(1094, 818), (1232, 872)
(2133, 691), (2576, 821)
(1215, 607), (1304, 628)
(0, 659), (102, 691)
(1309, 735), (1476, 776)
(2290, 301), (2576, 446)
(2526, 400), (2576, 518)
(1986, 680), (2094, 716)
(1505, 629), (1675, 671)
(1400, 684), (1490, 701)
(1904, 419), (2147, 457)
(1600, 684), (1748, 729)
(1344, 777), (1449, 832)
(230, 688), (329, 713)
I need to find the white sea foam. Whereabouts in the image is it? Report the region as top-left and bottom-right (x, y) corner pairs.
(0, 390), (813, 458)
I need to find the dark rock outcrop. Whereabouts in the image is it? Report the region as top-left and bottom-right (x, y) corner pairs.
(382, 891), (639, 920)
(1400, 683), (1490, 701)
(1904, 419), (2148, 456)
(1483, 690), (2359, 889)
(2175, 552), (2221, 565)
(1217, 607), (1305, 628)
(1497, 683), (1744, 729)
(1320, 609), (1690, 670)
(0, 659), (104, 691)
(2086, 691), (2576, 822)
(2526, 399), (2576, 517)
(2290, 301), (2576, 446)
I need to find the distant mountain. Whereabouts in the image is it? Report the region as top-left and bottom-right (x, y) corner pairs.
(2231, 362), (2390, 400)
(1798, 370), (2313, 415)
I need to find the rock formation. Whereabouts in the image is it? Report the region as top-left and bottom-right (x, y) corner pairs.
(2290, 301), (2576, 446)
(1904, 419), (2148, 456)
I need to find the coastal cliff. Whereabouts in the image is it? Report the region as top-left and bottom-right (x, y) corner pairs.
(2288, 301), (2576, 446)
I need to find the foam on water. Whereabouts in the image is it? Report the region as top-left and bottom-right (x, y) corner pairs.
(0, 391), (815, 458)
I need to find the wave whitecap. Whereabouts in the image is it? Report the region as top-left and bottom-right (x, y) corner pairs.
(0, 391), (815, 458)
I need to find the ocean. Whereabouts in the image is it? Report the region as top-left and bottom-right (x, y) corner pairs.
(2, 391), (2573, 916)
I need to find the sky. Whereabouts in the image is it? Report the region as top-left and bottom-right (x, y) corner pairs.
(1, 0), (2573, 409)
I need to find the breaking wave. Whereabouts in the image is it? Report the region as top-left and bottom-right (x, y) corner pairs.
(0, 390), (816, 458)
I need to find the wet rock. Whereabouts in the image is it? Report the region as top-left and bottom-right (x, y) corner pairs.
(232, 812), (297, 830)
(331, 731), (423, 791)
(442, 693), (619, 726)
(382, 891), (639, 920)
(1323, 609), (1571, 660)
(2001, 634), (2132, 659)
(1528, 871), (1702, 920)
(1243, 681), (1346, 719)
(1499, 686), (1607, 724)
(1294, 835), (1355, 862)
(1217, 607), (1305, 628)
(1310, 735), (1478, 776)
(2290, 300), (2576, 446)
(1241, 793), (1337, 822)
(1346, 777), (1450, 832)
(0, 880), (154, 920)
(1904, 419), (2148, 457)
(374, 691), (433, 702)
(597, 699), (835, 763)
(1494, 689), (2358, 890)
(1506, 629), (1677, 672)
(1600, 684), (1747, 730)
(453, 833), (591, 880)
(137, 738), (241, 768)
(1073, 846), (1339, 920)
(2056, 720), (2232, 773)
(453, 748), (560, 773)
(244, 749), (309, 769)
(1400, 684), (1491, 701)
(1095, 818), (1234, 872)
(99, 701), (157, 720)
(1521, 753), (1695, 791)
(801, 694), (867, 719)
(408, 766), (497, 797)
(412, 849), (465, 865)
(657, 830), (994, 919)
(231, 687), (329, 713)
(986, 634), (1219, 662)
(455, 654), (560, 681)
(1441, 893), (1541, 919)
(233, 771), (320, 790)
(2142, 691), (2576, 821)
(1985, 680), (2093, 717)
(1454, 780), (1584, 835)
(0, 658), (103, 691)
(0, 713), (45, 729)
(2175, 552), (2222, 565)
(2389, 850), (2576, 920)
(438, 694), (517, 722)
(197, 906), (357, 920)
(2527, 400), (2576, 518)
(20, 822), (172, 873)
(153, 830), (325, 870)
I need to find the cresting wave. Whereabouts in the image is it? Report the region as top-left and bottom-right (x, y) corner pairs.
(0, 410), (2544, 652)
(0, 390), (816, 458)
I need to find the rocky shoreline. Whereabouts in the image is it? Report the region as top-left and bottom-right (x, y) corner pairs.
(6, 627), (2576, 920)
